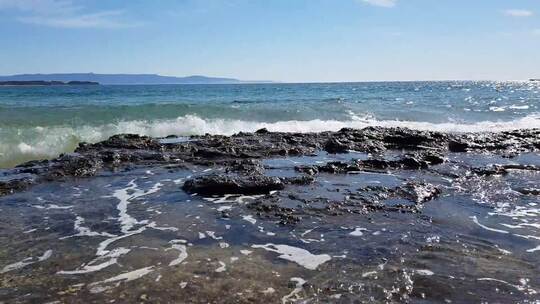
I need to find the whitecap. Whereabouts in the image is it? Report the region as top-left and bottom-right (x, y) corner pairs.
(5, 113), (540, 168)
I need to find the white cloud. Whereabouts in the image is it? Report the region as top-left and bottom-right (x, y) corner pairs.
(503, 9), (534, 17)
(0, 0), (137, 29)
(360, 0), (397, 8)
(18, 10), (139, 29)
(0, 0), (80, 14)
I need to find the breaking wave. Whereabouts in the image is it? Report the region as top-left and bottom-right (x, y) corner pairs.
(1, 113), (540, 168)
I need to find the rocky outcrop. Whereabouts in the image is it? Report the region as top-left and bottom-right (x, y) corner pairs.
(182, 174), (284, 196)
(0, 127), (538, 197)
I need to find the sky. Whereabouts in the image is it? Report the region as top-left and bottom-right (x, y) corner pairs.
(0, 0), (539, 82)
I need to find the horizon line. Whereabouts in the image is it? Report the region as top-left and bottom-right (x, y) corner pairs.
(0, 72), (536, 84)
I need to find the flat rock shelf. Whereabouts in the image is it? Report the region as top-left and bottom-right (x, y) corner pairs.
(0, 127), (539, 303)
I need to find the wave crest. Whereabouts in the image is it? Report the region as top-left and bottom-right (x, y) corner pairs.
(1, 114), (539, 168)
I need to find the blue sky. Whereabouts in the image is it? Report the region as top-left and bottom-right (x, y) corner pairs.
(0, 0), (539, 82)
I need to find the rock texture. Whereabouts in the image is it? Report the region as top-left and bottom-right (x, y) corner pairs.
(1, 127), (539, 200)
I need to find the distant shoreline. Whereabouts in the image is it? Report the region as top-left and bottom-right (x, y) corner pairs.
(0, 80), (99, 86)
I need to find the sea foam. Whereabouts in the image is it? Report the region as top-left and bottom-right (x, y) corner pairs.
(1, 113), (540, 168)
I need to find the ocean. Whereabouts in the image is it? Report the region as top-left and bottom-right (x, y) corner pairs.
(1, 81), (539, 168)
(1, 81), (540, 302)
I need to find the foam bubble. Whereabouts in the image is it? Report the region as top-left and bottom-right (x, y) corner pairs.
(252, 243), (331, 270)
(1, 249), (52, 273)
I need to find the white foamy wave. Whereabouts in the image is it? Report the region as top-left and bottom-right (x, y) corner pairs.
(1, 114), (539, 168)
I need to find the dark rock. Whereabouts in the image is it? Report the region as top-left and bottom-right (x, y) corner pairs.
(182, 174), (284, 196)
(324, 138), (351, 154)
(76, 134), (161, 152)
(225, 159), (265, 175)
(400, 155), (429, 169)
(47, 154), (103, 178)
(472, 165), (508, 176)
(472, 164), (540, 176)
(0, 178), (34, 196)
(423, 152), (445, 165)
(295, 166), (319, 176)
(255, 128), (269, 134)
(318, 161), (362, 174)
(194, 148), (233, 159)
(283, 175), (315, 185)
(516, 188), (540, 195)
(15, 159), (50, 168)
(400, 182), (441, 203)
(382, 130), (439, 148)
(99, 151), (122, 165)
(448, 140), (468, 152)
(2, 126), (539, 198)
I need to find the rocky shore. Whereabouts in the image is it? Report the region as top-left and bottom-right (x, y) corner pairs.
(2, 127), (539, 197)
(0, 127), (539, 303)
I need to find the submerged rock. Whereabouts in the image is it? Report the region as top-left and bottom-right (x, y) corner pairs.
(0, 178), (34, 196)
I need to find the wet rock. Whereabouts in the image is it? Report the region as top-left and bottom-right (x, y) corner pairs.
(15, 159), (50, 168)
(472, 165), (508, 176)
(99, 150), (122, 165)
(324, 138), (352, 154)
(0, 178), (34, 196)
(247, 198), (301, 225)
(448, 140), (468, 152)
(1, 126), (539, 197)
(77, 134), (161, 151)
(400, 182), (441, 203)
(194, 148), (234, 159)
(315, 161), (365, 174)
(295, 166), (319, 176)
(363, 152), (444, 170)
(283, 175), (315, 185)
(382, 129), (446, 149)
(352, 182), (440, 212)
(255, 128), (269, 134)
(472, 164), (540, 176)
(312, 153), (445, 175)
(502, 164), (540, 172)
(182, 174), (284, 196)
(225, 159), (265, 175)
(397, 156), (429, 169)
(14, 159), (50, 175)
(516, 188), (540, 195)
(47, 154), (103, 178)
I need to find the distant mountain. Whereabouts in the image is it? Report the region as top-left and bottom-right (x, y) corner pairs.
(0, 73), (268, 85)
(0, 80), (99, 86)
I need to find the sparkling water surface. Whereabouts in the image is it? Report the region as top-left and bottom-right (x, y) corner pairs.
(0, 81), (539, 167)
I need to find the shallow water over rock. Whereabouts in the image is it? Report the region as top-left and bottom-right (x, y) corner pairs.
(0, 128), (539, 303)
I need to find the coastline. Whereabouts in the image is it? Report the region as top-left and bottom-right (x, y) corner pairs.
(2, 126), (540, 196)
(1, 81), (538, 169)
(0, 127), (539, 302)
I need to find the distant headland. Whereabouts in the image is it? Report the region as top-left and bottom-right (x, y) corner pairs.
(0, 80), (99, 86)
(0, 73), (272, 85)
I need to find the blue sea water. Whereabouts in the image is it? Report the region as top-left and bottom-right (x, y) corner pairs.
(0, 81), (539, 167)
